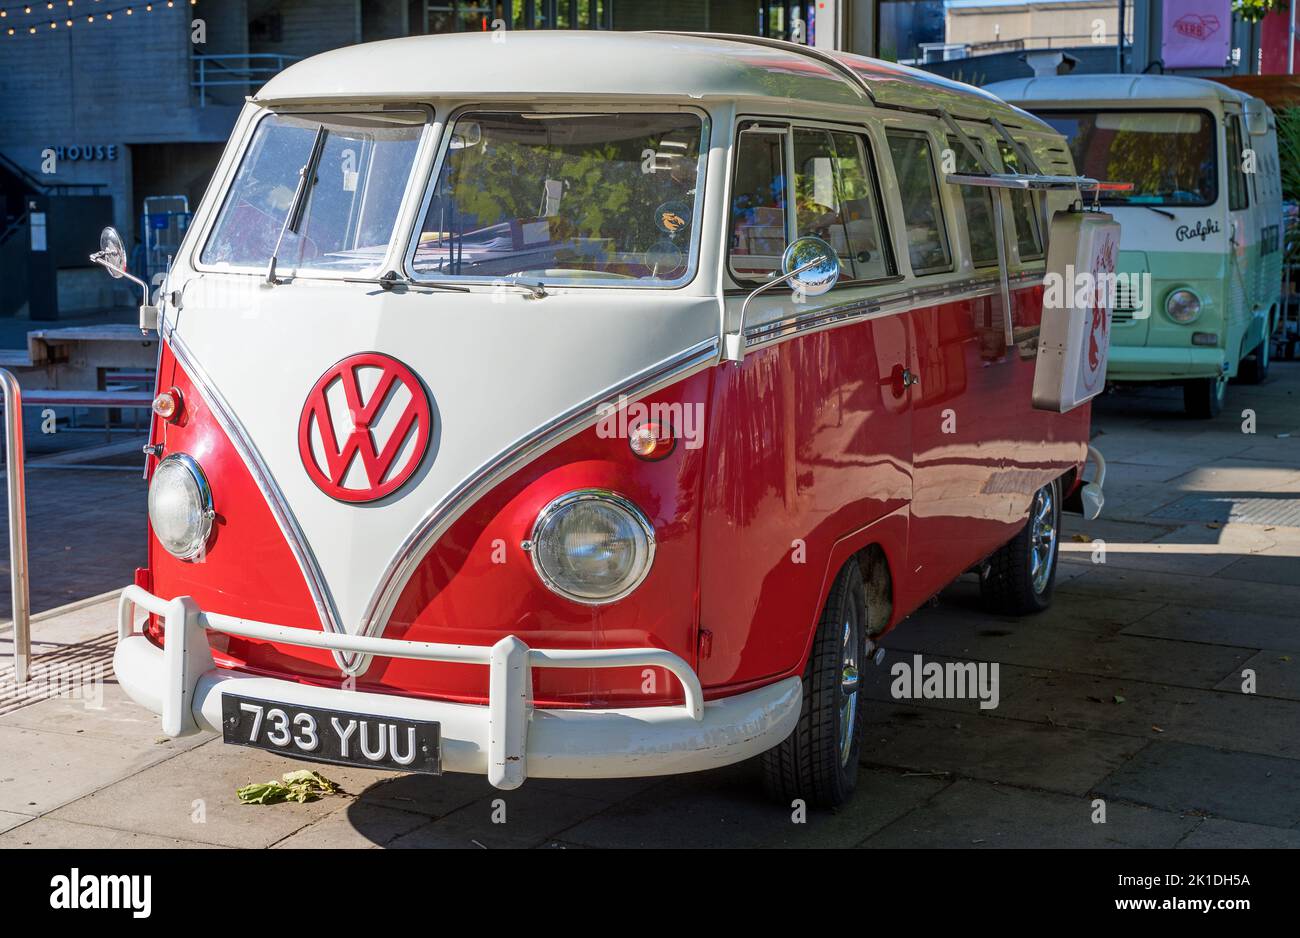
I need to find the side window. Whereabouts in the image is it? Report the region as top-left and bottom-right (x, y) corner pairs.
(729, 128), (788, 279)
(998, 141), (1044, 262)
(885, 131), (952, 275)
(792, 128), (891, 281)
(947, 135), (999, 268)
(729, 123), (893, 283)
(1226, 116), (1249, 211)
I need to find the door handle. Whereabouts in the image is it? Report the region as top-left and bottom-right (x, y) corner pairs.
(901, 368), (920, 388)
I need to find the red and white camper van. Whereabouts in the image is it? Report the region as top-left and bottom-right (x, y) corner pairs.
(97, 31), (1111, 807)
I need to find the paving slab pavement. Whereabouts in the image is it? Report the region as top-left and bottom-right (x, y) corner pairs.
(859, 777), (1199, 849)
(0, 365), (1297, 847)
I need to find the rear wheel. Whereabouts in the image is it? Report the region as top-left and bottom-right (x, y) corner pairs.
(1183, 373), (1227, 419)
(761, 558), (868, 809)
(980, 478), (1061, 616)
(1238, 333), (1271, 384)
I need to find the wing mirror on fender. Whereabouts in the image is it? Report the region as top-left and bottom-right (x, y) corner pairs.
(90, 226), (160, 334)
(723, 236), (839, 363)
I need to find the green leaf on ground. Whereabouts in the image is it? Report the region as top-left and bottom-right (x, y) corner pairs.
(237, 770), (341, 805)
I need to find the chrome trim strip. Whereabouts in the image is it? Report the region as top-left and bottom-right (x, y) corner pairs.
(353, 336), (720, 671)
(744, 271), (1044, 351)
(163, 321), (357, 673)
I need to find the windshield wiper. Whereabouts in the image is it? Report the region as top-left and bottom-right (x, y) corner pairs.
(497, 276), (548, 299)
(265, 124), (328, 285)
(1140, 206), (1177, 220)
(341, 270), (470, 293)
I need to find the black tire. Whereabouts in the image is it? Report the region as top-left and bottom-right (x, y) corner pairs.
(980, 478), (1061, 616)
(1183, 374), (1227, 419)
(761, 558), (868, 809)
(1238, 334), (1270, 385)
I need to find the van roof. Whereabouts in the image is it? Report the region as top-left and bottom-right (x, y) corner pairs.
(255, 30), (1047, 128)
(985, 73), (1256, 108)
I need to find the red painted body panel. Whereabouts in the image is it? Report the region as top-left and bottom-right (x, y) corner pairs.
(373, 372), (712, 708)
(146, 346), (340, 679)
(144, 281), (1087, 709)
(697, 282), (1086, 689)
(697, 305), (914, 688)
(904, 282), (1088, 610)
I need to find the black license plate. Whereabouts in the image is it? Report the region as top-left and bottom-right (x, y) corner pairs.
(221, 694), (441, 774)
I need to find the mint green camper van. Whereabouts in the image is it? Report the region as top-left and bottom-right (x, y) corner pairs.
(988, 75), (1282, 417)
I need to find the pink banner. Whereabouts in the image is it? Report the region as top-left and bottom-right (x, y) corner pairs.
(1161, 0), (1232, 69)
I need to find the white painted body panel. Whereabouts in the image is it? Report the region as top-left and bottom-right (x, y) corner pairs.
(172, 282), (717, 646)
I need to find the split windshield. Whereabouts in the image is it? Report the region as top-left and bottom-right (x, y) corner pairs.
(1039, 110), (1218, 207)
(411, 111), (706, 286)
(201, 111), (425, 275)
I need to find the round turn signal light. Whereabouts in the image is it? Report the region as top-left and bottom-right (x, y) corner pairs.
(151, 388), (183, 422)
(628, 421), (676, 461)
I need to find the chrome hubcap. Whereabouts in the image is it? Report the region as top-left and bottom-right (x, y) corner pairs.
(838, 615), (860, 766)
(1029, 484), (1058, 595)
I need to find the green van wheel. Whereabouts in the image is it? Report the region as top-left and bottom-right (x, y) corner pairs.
(1238, 335), (1270, 385)
(1183, 374), (1227, 419)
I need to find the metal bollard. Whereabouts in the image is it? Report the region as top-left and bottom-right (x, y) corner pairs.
(0, 369), (30, 685)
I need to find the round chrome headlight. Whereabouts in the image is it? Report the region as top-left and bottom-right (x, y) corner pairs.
(1165, 288), (1201, 324)
(527, 490), (655, 604)
(148, 453), (215, 560)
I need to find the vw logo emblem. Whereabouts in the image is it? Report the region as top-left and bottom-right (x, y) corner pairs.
(297, 353), (432, 503)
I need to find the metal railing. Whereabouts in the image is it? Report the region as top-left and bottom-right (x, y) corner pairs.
(0, 369), (29, 685)
(918, 33), (1137, 63)
(192, 53), (298, 107)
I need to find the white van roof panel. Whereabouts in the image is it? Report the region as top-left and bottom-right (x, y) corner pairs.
(254, 30), (1045, 128)
(986, 73), (1253, 108)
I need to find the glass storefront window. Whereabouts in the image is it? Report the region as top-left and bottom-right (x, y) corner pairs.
(426, 1), (611, 32)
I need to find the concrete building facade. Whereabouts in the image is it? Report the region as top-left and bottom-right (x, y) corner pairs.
(0, 0), (786, 318)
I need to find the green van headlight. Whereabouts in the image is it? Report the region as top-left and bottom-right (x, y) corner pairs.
(1165, 289), (1202, 324)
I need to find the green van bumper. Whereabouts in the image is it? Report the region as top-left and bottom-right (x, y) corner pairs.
(1107, 345), (1229, 383)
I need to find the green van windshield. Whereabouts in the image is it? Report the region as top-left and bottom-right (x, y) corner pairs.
(1040, 110), (1218, 207)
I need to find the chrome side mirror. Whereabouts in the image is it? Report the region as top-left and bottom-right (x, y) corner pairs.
(92, 227), (128, 279)
(780, 236), (840, 297)
(90, 226), (159, 334)
(1244, 99), (1270, 137)
(723, 236), (840, 363)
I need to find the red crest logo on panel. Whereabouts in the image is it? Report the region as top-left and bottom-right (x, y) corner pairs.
(298, 353), (432, 503)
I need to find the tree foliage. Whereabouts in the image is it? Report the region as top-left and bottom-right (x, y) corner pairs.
(1275, 107), (1300, 203)
(1233, 0), (1287, 24)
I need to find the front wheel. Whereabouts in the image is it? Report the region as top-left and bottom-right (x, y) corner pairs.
(980, 478), (1061, 616)
(761, 558), (868, 809)
(1183, 373), (1227, 419)
(1238, 333), (1270, 384)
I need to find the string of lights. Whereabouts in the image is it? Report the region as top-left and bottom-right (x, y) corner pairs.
(1, 0), (198, 37)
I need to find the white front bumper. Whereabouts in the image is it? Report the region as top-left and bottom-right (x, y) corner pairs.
(113, 586), (801, 789)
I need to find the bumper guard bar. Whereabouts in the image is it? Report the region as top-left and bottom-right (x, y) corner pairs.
(117, 585), (706, 789)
